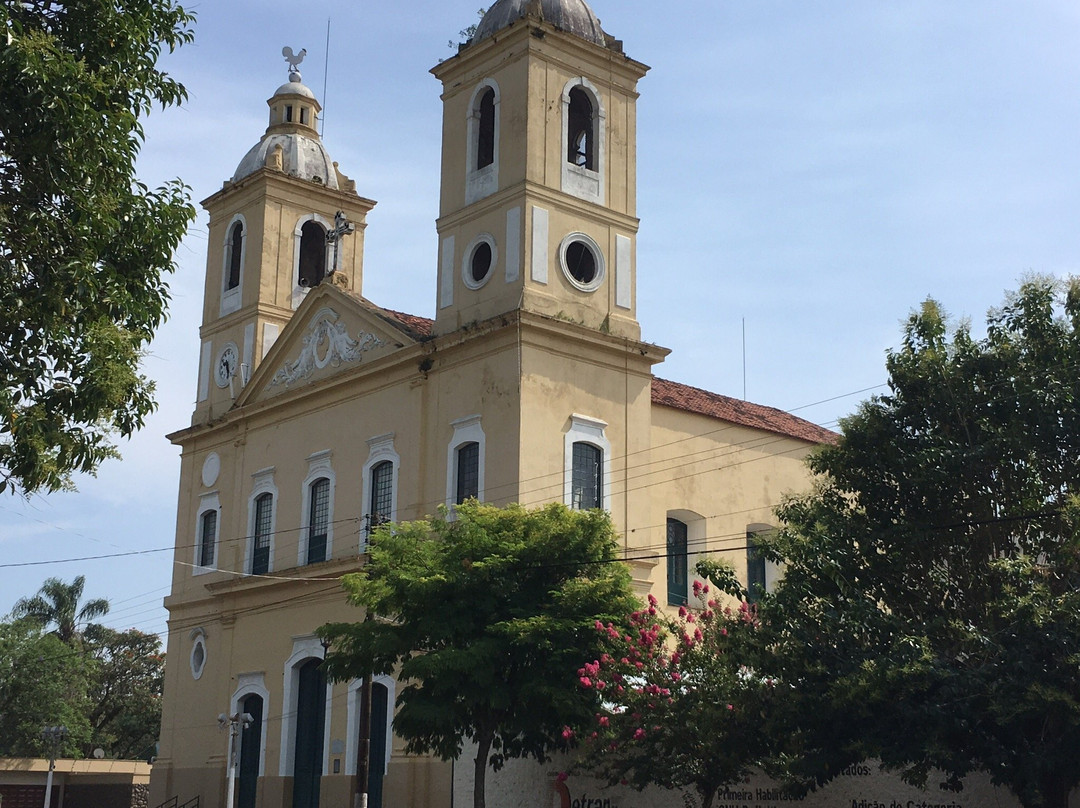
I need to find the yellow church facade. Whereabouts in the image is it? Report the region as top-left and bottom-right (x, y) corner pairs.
(150, 2), (833, 807)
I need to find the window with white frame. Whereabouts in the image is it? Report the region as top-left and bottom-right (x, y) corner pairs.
(564, 414), (611, 511)
(248, 467), (277, 576)
(560, 77), (605, 204)
(300, 451), (335, 566)
(221, 214), (246, 316)
(667, 518), (688, 606)
(466, 79), (500, 204)
(194, 492), (221, 574)
(446, 415), (485, 507)
(292, 214), (332, 308)
(362, 434), (399, 544)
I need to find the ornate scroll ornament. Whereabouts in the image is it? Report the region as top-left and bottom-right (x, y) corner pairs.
(269, 308), (384, 388)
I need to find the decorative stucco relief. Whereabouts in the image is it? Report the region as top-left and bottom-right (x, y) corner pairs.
(269, 307), (384, 388)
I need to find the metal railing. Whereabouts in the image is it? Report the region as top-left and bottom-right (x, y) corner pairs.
(152, 796), (200, 808)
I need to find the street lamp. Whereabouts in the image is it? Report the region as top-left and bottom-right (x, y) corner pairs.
(41, 725), (67, 808)
(219, 712), (253, 808)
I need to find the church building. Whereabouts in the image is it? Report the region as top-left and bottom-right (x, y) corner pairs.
(150, 1), (833, 806)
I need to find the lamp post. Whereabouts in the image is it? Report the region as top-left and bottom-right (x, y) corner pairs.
(41, 725), (67, 808)
(219, 712), (253, 808)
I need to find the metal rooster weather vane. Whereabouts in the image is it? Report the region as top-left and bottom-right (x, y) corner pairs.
(282, 45), (307, 78)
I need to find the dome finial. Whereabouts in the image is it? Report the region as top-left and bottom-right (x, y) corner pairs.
(282, 45), (307, 83)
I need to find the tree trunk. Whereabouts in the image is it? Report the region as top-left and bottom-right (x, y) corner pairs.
(473, 731), (493, 808)
(1037, 774), (1069, 808)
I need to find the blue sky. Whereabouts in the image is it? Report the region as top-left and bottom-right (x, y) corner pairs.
(2, 0), (1078, 638)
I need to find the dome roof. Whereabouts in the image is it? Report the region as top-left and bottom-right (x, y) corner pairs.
(232, 133), (339, 189)
(231, 71), (339, 188)
(474, 0), (606, 46)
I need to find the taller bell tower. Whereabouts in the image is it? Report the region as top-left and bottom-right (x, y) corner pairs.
(431, 0), (648, 339)
(192, 62), (375, 425)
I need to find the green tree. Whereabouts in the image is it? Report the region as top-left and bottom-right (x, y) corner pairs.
(0, 0), (196, 496)
(761, 277), (1080, 808)
(573, 561), (778, 808)
(319, 501), (639, 808)
(0, 619), (92, 757)
(12, 575), (109, 644)
(84, 626), (164, 759)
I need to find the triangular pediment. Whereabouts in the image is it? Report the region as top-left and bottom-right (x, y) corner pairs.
(238, 284), (428, 407)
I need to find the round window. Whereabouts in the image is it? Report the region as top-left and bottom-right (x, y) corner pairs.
(559, 233), (605, 292)
(462, 234), (497, 290)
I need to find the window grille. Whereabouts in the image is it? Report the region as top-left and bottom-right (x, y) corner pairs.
(251, 493), (272, 575)
(307, 478), (330, 564)
(200, 510), (217, 568)
(571, 442), (602, 510)
(455, 442), (480, 504)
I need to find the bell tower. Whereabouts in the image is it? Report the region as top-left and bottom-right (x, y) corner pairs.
(192, 57), (376, 425)
(431, 0), (648, 338)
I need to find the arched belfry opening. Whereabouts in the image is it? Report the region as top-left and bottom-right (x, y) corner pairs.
(476, 87), (495, 170)
(298, 220), (327, 288)
(567, 87), (594, 169)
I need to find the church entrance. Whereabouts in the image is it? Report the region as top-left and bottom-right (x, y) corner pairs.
(293, 659), (326, 808)
(237, 694), (263, 808)
(366, 682), (389, 808)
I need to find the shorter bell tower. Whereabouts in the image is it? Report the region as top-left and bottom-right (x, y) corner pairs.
(192, 57), (376, 425)
(431, 0), (649, 339)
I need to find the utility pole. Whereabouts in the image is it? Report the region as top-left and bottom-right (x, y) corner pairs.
(219, 711), (253, 808)
(41, 725), (67, 808)
(355, 673), (372, 808)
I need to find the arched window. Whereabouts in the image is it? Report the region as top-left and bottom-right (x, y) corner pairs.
(667, 518), (688, 606)
(307, 478), (330, 564)
(571, 442), (602, 510)
(455, 442), (480, 504)
(466, 80), (500, 205)
(476, 87), (495, 170)
(446, 415), (485, 507)
(226, 220), (244, 290)
(369, 461), (393, 532)
(567, 87), (594, 169)
(199, 509), (217, 568)
(561, 78), (605, 203)
(251, 493), (272, 575)
(298, 221), (327, 289)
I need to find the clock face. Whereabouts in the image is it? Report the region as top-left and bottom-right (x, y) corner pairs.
(215, 343), (238, 388)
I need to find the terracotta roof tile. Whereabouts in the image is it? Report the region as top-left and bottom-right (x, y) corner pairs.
(375, 307), (434, 338)
(651, 377), (837, 445)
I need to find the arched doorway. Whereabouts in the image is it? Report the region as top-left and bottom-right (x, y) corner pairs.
(237, 693), (263, 808)
(367, 682), (389, 808)
(293, 658), (326, 808)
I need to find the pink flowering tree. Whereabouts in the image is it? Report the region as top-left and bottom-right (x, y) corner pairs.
(571, 561), (778, 808)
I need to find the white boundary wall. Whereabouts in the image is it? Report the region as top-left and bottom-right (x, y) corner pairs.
(455, 748), (1031, 808)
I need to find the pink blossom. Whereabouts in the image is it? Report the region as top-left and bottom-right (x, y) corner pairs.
(678, 605), (688, 618)
(726, 704), (734, 711)
(562, 726), (574, 739)
(579, 677), (592, 688)
(598, 716), (610, 727)
(720, 628), (728, 636)
(633, 728), (646, 739)
(671, 671), (682, 682)
(692, 580), (703, 596)
(648, 593), (658, 606)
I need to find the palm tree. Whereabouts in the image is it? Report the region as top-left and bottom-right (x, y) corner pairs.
(11, 576), (110, 644)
